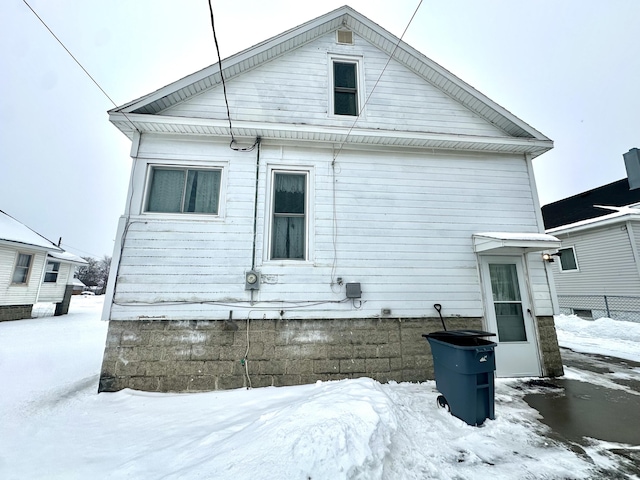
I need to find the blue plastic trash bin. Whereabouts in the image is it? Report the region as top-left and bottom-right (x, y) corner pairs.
(423, 330), (497, 426)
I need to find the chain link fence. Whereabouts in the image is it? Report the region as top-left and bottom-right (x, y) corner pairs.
(557, 295), (640, 323)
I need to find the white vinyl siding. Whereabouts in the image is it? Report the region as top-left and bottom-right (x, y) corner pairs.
(109, 136), (543, 321)
(161, 32), (507, 138)
(37, 262), (74, 302)
(0, 247), (46, 306)
(551, 223), (640, 296)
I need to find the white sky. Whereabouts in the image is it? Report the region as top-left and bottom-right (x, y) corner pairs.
(1, 0), (639, 258)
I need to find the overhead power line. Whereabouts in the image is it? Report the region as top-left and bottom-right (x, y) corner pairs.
(22, 0), (139, 132)
(207, 0), (258, 152)
(333, 0), (424, 164)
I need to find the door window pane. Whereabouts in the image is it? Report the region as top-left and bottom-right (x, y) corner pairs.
(489, 263), (527, 342)
(494, 303), (527, 342)
(489, 264), (521, 301)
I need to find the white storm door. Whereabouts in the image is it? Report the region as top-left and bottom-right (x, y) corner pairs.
(481, 256), (540, 377)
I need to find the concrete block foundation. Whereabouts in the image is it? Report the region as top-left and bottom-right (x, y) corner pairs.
(98, 316), (481, 392)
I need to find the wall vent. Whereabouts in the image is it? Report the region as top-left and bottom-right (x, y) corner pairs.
(337, 30), (354, 45)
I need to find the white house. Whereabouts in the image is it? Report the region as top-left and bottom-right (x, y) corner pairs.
(99, 6), (563, 393)
(0, 210), (87, 320)
(543, 148), (640, 320)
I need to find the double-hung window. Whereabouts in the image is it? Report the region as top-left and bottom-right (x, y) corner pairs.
(270, 171), (307, 260)
(333, 62), (358, 116)
(12, 253), (33, 284)
(330, 55), (363, 117)
(44, 261), (60, 283)
(146, 167), (221, 214)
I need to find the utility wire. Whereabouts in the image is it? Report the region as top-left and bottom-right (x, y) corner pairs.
(22, 0), (140, 133)
(207, 0), (258, 152)
(332, 0), (424, 164)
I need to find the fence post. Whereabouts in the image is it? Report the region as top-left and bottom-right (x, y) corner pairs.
(604, 295), (611, 318)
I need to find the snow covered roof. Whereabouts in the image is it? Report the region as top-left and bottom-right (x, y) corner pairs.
(108, 6), (552, 158)
(473, 232), (561, 253)
(0, 210), (62, 252)
(48, 251), (88, 265)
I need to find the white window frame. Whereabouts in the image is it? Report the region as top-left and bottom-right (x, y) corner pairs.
(44, 261), (60, 283)
(328, 54), (365, 118)
(557, 246), (579, 272)
(142, 163), (226, 218)
(265, 165), (314, 263)
(12, 253), (33, 285)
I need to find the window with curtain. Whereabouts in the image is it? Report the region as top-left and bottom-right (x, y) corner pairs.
(489, 263), (527, 342)
(333, 61), (358, 116)
(146, 167), (221, 214)
(12, 253), (33, 284)
(558, 247), (578, 271)
(271, 172), (306, 260)
(44, 261), (60, 283)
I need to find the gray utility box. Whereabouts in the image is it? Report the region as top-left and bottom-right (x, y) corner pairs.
(423, 330), (497, 426)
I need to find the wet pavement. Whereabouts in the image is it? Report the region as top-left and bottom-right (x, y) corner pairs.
(523, 347), (640, 477)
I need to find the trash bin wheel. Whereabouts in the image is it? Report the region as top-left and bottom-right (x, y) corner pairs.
(437, 395), (450, 412)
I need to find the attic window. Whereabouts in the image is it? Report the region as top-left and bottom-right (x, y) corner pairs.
(337, 30), (353, 45)
(333, 62), (358, 116)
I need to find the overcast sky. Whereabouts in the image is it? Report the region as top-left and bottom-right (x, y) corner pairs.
(1, 0), (638, 258)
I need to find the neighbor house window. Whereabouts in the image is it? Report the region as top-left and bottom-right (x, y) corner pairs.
(12, 253), (33, 284)
(270, 172), (307, 260)
(44, 261), (60, 283)
(558, 247), (578, 271)
(146, 167), (221, 214)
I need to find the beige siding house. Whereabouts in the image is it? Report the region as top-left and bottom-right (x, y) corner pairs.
(100, 6), (562, 393)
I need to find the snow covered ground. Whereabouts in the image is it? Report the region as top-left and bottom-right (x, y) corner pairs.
(0, 298), (636, 479)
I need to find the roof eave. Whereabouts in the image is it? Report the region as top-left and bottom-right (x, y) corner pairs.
(109, 112), (553, 157)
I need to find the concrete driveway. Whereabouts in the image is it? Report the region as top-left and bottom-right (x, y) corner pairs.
(523, 347), (640, 477)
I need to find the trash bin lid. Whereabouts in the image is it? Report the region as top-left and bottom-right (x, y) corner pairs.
(422, 330), (496, 340)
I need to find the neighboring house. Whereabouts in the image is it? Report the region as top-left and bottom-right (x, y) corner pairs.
(0, 210), (87, 320)
(543, 148), (640, 320)
(99, 6), (563, 393)
(72, 277), (86, 295)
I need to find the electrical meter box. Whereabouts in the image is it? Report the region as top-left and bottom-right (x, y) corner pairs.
(346, 282), (361, 298)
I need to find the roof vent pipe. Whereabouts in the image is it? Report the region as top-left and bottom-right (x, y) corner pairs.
(623, 147), (640, 190)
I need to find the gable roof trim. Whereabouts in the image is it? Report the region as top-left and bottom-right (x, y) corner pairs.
(110, 6), (549, 142)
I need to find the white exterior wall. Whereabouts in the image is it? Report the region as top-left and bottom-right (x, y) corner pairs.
(108, 134), (546, 321)
(551, 222), (640, 296)
(163, 32), (507, 138)
(0, 246), (46, 306)
(37, 262), (73, 302)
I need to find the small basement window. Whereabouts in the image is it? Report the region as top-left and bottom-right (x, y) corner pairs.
(145, 167), (221, 214)
(572, 309), (593, 320)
